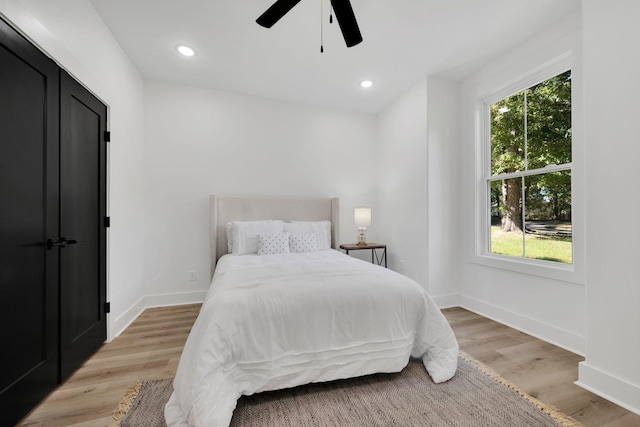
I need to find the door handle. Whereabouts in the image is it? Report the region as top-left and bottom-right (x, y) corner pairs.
(46, 237), (77, 250)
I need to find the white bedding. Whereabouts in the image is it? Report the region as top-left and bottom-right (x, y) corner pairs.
(165, 250), (459, 427)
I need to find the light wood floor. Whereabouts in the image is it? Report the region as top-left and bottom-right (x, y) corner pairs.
(444, 308), (640, 427)
(18, 305), (640, 426)
(18, 304), (200, 427)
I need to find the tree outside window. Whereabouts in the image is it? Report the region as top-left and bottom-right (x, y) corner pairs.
(488, 70), (572, 264)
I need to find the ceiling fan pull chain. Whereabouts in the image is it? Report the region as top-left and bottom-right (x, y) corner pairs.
(320, 0), (324, 53)
(329, 1), (333, 24)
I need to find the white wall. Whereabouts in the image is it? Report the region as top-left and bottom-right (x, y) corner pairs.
(376, 79), (429, 286)
(578, 0), (640, 415)
(375, 77), (461, 305)
(0, 0), (146, 340)
(457, 12), (586, 355)
(426, 78), (461, 304)
(143, 80), (377, 301)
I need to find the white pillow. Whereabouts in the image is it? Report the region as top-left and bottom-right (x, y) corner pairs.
(231, 220), (284, 255)
(257, 232), (290, 255)
(289, 233), (318, 253)
(285, 220), (331, 250)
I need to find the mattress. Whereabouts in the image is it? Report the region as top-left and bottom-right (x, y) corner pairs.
(165, 249), (458, 427)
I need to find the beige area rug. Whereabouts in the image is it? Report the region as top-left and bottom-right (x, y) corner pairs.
(111, 352), (582, 427)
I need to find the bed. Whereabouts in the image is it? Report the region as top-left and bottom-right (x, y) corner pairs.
(165, 195), (459, 427)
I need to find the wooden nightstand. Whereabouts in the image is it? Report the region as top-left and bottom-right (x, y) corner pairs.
(339, 243), (387, 268)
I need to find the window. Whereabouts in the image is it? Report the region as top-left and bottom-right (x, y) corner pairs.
(485, 70), (572, 264)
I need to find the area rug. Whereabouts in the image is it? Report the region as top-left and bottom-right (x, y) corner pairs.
(111, 352), (582, 427)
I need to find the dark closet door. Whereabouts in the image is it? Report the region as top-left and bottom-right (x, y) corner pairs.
(0, 18), (60, 427)
(59, 71), (108, 381)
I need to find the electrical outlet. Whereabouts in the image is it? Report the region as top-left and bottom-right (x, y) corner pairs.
(189, 270), (196, 281)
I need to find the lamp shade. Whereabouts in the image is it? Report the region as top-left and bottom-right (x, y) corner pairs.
(354, 207), (371, 227)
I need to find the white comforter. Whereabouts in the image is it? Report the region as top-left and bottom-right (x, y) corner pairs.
(165, 250), (458, 427)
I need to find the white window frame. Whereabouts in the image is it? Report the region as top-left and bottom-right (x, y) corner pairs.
(473, 52), (584, 284)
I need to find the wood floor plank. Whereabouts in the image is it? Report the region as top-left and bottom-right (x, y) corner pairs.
(17, 304), (639, 426)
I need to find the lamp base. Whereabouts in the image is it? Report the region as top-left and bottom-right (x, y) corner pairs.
(357, 226), (367, 246)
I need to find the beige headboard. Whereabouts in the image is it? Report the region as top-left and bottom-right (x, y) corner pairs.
(210, 195), (340, 277)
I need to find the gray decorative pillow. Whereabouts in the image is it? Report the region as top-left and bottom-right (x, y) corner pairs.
(257, 232), (290, 255)
(289, 233), (318, 253)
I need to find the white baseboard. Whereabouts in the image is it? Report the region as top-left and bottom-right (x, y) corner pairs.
(144, 290), (207, 309)
(457, 295), (585, 356)
(111, 293), (584, 356)
(108, 291), (640, 419)
(577, 362), (640, 416)
(110, 296), (145, 341)
(108, 291), (206, 341)
(432, 294), (461, 309)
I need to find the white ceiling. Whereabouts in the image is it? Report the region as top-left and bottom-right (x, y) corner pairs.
(89, 0), (581, 114)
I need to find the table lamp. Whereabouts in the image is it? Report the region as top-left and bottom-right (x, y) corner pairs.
(354, 207), (371, 246)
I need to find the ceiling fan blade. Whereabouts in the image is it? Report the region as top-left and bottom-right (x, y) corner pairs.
(256, 0), (303, 28)
(330, 0), (363, 47)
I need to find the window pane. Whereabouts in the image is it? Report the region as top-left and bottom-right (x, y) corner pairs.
(486, 70), (572, 265)
(526, 71), (572, 170)
(490, 178), (524, 258)
(524, 171), (572, 264)
(491, 91), (525, 175)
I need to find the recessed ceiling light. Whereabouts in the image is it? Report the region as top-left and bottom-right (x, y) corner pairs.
(176, 45), (195, 57)
(360, 80), (373, 88)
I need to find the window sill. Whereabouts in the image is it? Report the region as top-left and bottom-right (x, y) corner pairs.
(471, 252), (585, 286)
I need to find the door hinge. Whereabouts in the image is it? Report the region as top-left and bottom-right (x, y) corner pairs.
(104, 130), (111, 142)
(104, 302), (111, 314)
(104, 216), (111, 228)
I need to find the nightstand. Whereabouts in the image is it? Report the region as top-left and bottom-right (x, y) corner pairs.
(339, 243), (387, 268)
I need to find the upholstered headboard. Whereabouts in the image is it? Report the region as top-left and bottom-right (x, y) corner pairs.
(210, 195), (340, 277)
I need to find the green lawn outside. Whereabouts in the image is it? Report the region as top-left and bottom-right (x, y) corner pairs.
(491, 226), (572, 264)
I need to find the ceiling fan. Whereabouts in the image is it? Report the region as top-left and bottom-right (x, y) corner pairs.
(256, 0), (363, 48)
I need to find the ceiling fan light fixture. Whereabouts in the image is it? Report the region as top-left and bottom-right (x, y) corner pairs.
(176, 45), (195, 57)
(360, 80), (373, 88)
